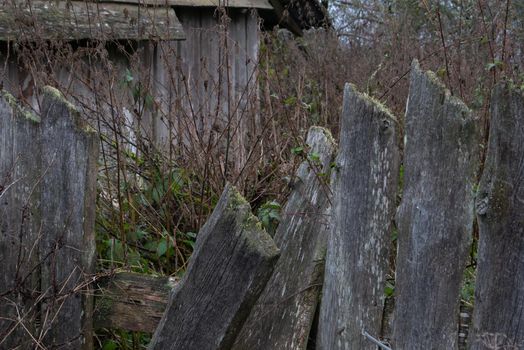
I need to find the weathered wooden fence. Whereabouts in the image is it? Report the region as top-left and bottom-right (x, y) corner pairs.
(0, 87), (98, 349)
(2, 61), (524, 350)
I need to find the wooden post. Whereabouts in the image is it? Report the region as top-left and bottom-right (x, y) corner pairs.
(318, 84), (399, 350)
(393, 61), (479, 349)
(149, 184), (280, 350)
(470, 83), (524, 349)
(232, 126), (337, 350)
(0, 87), (98, 349)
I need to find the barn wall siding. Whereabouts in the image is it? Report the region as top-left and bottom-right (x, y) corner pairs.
(0, 8), (260, 169)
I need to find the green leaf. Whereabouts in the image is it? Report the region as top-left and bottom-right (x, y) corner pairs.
(183, 240), (195, 249)
(157, 238), (168, 257)
(186, 232), (197, 239)
(308, 152), (321, 163)
(283, 96), (297, 106)
(291, 146), (304, 155)
(124, 69), (134, 83)
(144, 241), (158, 253)
(103, 340), (118, 350)
(486, 60), (504, 72)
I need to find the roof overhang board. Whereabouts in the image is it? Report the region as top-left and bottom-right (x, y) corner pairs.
(0, 1), (185, 41)
(169, 0), (273, 9)
(99, 0), (273, 9)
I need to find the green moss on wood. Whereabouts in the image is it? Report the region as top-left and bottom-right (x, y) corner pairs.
(412, 59), (474, 121)
(42, 86), (96, 133)
(1, 90), (40, 123)
(345, 83), (398, 123)
(309, 126), (337, 147)
(225, 185), (279, 258)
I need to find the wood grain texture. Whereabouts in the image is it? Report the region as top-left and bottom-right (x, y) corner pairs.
(392, 61), (479, 350)
(94, 272), (177, 333)
(148, 184), (280, 350)
(470, 83), (524, 350)
(0, 92), (42, 350)
(318, 84), (399, 350)
(38, 86), (99, 349)
(0, 1), (185, 41)
(233, 126), (336, 350)
(0, 88), (98, 349)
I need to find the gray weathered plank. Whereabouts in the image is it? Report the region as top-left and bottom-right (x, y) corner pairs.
(318, 84), (399, 350)
(233, 126), (336, 350)
(470, 83), (524, 350)
(0, 88), (98, 349)
(0, 2), (185, 41)
(37, 86), (99, 349)
(148, 184), (280, 350)
(94, 272), (177, 333)
(0, 92), (42, 350)
(392, 61), (479, 350)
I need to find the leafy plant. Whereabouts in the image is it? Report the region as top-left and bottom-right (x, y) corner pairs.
(257, 200), (282, 236)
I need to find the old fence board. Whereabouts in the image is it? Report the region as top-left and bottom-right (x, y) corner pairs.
(0, 92), (42, 349)
(232, 126), (336, 350)
(39, 87), (99, 349)
(149, 184), (280, 350)
(393, 61), (479, 349)
(318, 84), (399, 349)
(0, 88), (98, 349)
(470, 83), (524, 349)
(94, 272), (177, 333)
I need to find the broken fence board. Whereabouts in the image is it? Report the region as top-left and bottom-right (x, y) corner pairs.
(94, 272), (177, 333)
(392, 61), (479, 349)
(233, 126), (336, 350)
(470, 83), (524, 349)
(148, 184), (280, 350)
(318, 84), (399, 350)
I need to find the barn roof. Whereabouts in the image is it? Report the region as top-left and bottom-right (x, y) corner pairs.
(0, 1), (185, 41)
(0, 0), (327, 41)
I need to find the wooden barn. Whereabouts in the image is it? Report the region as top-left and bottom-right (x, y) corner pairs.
(0, 0), (328, 164)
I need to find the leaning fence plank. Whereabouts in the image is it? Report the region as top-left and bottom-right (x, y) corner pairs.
(0, 92), (42, 349)
(318, 84), (399, 350)
(470, 83), (524, 349)
(232, 126), (336, 350)
(149, 184), (280, 350)
(393, 61), (479, 349)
